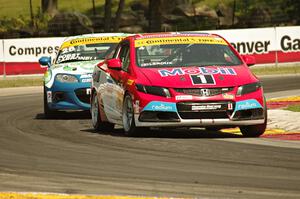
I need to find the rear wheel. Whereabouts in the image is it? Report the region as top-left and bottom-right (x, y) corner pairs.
(43, 87), (58, 119)
(91, 92), (114, 132)
(122, 94), (138, 137)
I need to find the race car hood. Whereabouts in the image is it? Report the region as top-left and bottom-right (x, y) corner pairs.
(45, 60), (102, 88)
(50, 60), (102, 74)
(137, 65), (258, 88)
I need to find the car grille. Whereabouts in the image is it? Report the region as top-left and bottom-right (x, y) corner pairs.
(75, 88), (90, 104)
(174, 87), (234, 97)
(176, 101), (234, 119)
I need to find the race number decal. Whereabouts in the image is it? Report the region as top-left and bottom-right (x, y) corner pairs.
(190, 74), (215, 85)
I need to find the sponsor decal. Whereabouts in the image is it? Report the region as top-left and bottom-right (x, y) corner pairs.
(126, 79), (135, 85)
(190, 74), (215, 85)
(192, 104), (222, 111)
(57, 53), (95, 64)
(223, 93), (234, 99)
(141, 61), (173, 67)
(143, 101), (177, 112)
(159, 67), (236, 77)
(60, 36), (125, 49)
(135, 36), (227, 48)
(175, 95), (193, 100)
(80, 74), (92, 79)
(63, 65), (77, 71)
(235, 99), (262, 111)
(47, 91), (52, 103)
(228, 102), (233, 110)
(81, 78), (92, 83)
(134, 100), (140, 113)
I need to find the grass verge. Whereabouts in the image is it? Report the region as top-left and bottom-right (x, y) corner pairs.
(0, 77), (43, 88)
(251, 65), (300, 75)
(284, 105), (300, 112)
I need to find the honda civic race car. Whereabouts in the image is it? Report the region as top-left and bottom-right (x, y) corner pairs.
(39, 33), (129, 118)
(91, 33), (267, 137)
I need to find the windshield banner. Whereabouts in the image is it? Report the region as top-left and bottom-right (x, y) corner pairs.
(135, 36), (227, 47)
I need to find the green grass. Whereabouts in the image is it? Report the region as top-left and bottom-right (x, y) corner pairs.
(0, 77), (43, 88)
(251, 65), (300, 75)
(284, 105), (300, 112)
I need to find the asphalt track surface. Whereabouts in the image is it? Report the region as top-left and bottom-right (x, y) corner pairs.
(0, 75), (300, 198)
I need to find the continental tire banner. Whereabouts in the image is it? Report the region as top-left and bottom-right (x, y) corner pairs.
(0, 26), (300, 75)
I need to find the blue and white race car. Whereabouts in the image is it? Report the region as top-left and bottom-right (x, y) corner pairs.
(39, 33), (128, 118)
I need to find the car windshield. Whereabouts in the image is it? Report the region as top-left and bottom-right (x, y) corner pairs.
(55, 43), (118, 64)
(136, 43), (242, 68)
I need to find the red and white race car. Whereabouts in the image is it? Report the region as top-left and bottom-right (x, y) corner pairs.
(91, 32), (267, 137)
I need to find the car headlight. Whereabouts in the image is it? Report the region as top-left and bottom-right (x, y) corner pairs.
(56, 74), (78, 83)
(236, 82), (262, 96)
(136, 84), (171, 98)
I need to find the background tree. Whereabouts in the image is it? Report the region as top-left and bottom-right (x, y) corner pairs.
(104, 0), (112, 32)
(41, 0), (58, 16)
(148, 0), (162, 32)
(114, 0), (125, 31)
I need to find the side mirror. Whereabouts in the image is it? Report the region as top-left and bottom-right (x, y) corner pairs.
(107, 58), (122, 70)
(241, 55), (256, 67)
(39, 56), (51, 68)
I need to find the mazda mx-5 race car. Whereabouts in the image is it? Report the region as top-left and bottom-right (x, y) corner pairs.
(39, 33), (129, 118)
(91, 33), (267, 137)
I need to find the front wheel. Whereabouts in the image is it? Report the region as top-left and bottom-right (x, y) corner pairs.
(91, 92), (114, 132)
(240, 109), (267, 137)
(122, 94), (138, 137)
(240, 122), (267, 137)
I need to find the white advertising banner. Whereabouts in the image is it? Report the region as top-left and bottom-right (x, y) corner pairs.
(206, 27), (277, 54)
(276, 26), (300, 53)
(3, 37), (65, 62)
(0, 40), (4, 62)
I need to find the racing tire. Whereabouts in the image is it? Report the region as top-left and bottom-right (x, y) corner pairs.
(122, 94), (139, 137)
(43, 86), (58, 119)
(91, 92), (114, 132)
(239, 107), (267, 137)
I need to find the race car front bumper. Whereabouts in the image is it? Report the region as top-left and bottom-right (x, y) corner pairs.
(45, 80), (91, 111)
(135, 117), (265, 127)
(134, 99), (266, 127)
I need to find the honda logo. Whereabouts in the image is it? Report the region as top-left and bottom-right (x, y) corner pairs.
(200, 89), (210, 96)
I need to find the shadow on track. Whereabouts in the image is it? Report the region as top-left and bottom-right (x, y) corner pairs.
(35, 111), (91, 120)
(81, 127), (243, 139)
